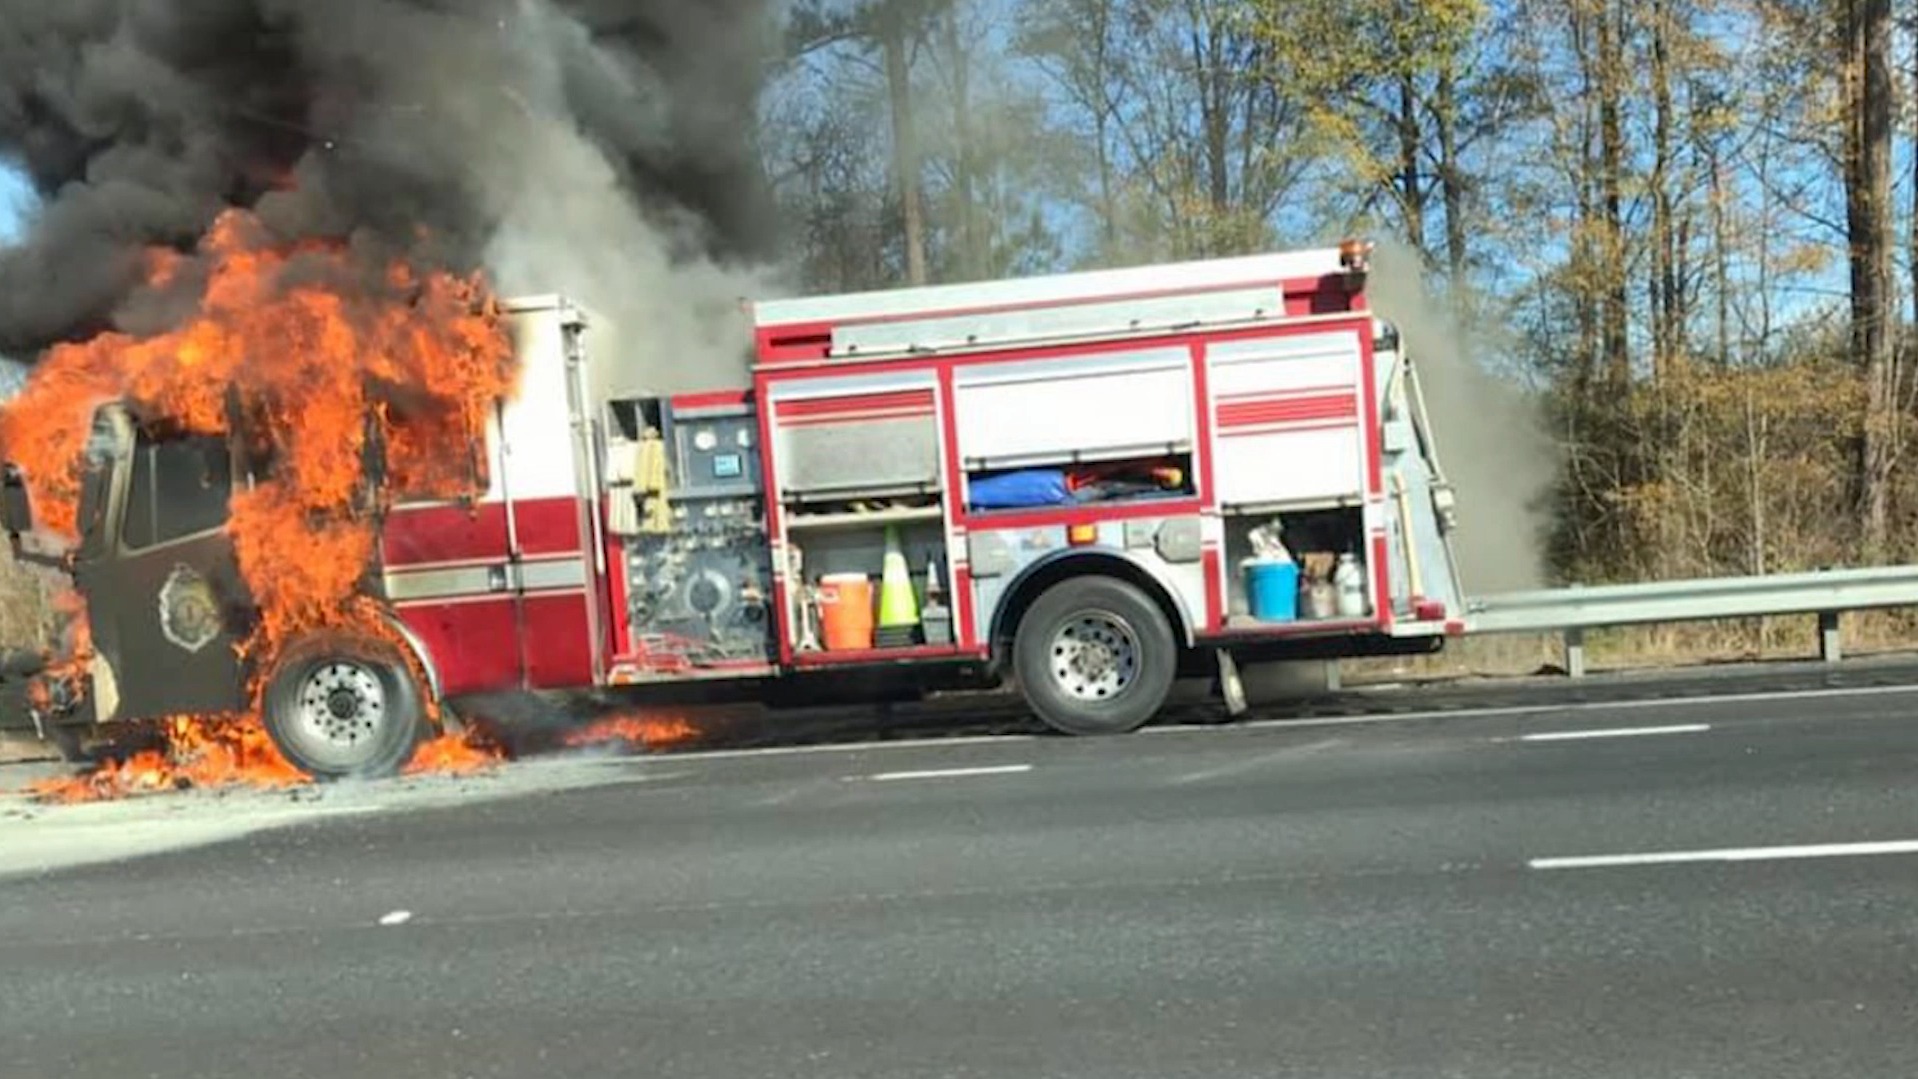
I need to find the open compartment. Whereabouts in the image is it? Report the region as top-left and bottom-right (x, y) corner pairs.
(961, 449), (1196, 517)
(950, 346), (1198, 519)
(777, 460), (957, 662)
(1222, 504), (1373, 630)
(781, 513), (955, 662)
(761, 376), (960, 661)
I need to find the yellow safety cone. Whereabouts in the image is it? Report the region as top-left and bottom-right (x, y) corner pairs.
(875, 524), (920, 645)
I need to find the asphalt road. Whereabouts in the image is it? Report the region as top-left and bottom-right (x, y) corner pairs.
(6, 681), (1918, 1078)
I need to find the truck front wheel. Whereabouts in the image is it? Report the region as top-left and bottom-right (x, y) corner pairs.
(1013, 576), (1178, 735)
(261, 635), (426, 780)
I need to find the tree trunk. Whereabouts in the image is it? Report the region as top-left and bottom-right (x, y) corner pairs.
(1396, 72), (1426, 255)
(1911, 20), (1918, 376)
(1568, 0), (1599, 403)
(1091, 1), (1118, 251)
(942, 8), (981, 279)
(1709, 151), (1731, 366)
(1649, 0), (1678, 379)
(882, 11), (928, 286)
(1845, 0), (1895, 553)
(1434, 58), (1468, 288)
(1192, 19), (1230, 217)
(1596, 2), (1630, 390)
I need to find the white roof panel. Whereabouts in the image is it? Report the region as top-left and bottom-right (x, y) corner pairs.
(751, 247), (1352, 329)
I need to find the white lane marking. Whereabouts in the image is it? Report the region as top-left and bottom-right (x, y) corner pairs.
(1242, 682), (1918, 732)
(1167, 742), (1344, 785)
(1519, 723), (1711, 742)
(592, 682), (1917, 770)
(378, 910), (413, 927)
(665, 733), (1038, 763)
(1530, 839), (1918, 871)
(867, 764), (1033, 782)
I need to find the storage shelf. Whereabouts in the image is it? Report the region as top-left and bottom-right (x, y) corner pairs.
(791, 644), (972, 666)
(783, 505), (945, 531)
(1220, 496), (1363, 516)
(1219, 615), (1377, 636)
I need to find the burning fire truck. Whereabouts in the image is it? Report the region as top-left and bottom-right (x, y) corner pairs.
(0, 240), (1466, 778)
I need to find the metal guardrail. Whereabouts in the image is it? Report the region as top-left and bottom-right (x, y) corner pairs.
(1463, 566), (1918, 677)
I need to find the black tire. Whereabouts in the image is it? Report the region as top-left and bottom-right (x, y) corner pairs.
(261, 634), (426, 780)
(1012, 575), (1178, 735)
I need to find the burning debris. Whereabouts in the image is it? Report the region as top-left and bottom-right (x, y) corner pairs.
(22, 710), (700, 804)
(26, 715), (504, 805)
(561, 714), (699, 753)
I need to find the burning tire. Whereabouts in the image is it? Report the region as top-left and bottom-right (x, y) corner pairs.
(1013, 576), (1177, 736)
(261, 635), (426, 780)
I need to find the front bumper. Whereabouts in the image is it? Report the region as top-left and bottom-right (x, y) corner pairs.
(0, 650), (95, 735)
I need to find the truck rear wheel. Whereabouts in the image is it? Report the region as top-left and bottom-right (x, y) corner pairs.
(1013, 576), (1178, 735)
(261, 635), (426, 780)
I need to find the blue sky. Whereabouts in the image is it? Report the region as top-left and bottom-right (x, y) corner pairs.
(0, 161), (29, 245)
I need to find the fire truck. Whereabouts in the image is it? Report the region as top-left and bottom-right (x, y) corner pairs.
(0, 240), (1466, 777)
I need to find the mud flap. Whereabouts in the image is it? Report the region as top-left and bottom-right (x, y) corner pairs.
(1216, 648), (1247, 719)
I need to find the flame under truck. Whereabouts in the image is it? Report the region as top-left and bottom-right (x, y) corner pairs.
(0, 241), (1467, 778)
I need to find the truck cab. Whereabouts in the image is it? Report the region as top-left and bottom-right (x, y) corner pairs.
(2, 404), (252, 743)
(1, 397), (435, 777)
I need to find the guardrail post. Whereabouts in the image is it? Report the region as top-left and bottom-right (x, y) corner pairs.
(1564, 628), (1586, 678)
(1324, 659), (1342, 693)
(1818, 611), (1842, 663)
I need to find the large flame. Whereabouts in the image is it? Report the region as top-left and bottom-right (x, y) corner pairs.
(0, 207), (519, 795)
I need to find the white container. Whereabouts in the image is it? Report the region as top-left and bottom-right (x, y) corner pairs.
(1333, 552), (1368, 617)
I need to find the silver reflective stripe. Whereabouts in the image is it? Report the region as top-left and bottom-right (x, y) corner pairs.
(383, 556), (587, 602)
(384, 564), (497, 602)
(520, 557), (588, 592)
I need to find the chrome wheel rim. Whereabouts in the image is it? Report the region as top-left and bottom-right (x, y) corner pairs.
(1048, 611), (1140, 701)
(289, 660), (388, 764)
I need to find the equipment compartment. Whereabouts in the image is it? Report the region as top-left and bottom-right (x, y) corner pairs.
(1221, 506), (1372, 629)
(603, 395), (777, 678)
(778, 512), (956, 661)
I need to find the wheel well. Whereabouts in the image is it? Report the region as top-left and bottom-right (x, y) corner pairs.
(251, 621), (442, 708)
(378, 614), (444, 704)
(990, 553), (1193, 663)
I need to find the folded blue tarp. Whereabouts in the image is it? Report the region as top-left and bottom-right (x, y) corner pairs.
(968, 469), (1071, 509)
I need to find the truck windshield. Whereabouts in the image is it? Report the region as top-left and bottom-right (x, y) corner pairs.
(122, 435), (232, 550)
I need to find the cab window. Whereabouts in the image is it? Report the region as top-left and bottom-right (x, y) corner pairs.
(123, 436), (232, 550)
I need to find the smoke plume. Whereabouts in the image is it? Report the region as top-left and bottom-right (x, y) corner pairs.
(0, 0), (783, 388)
(1365, 240), (1557, 594)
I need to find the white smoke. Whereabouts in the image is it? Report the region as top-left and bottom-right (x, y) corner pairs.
(472, 1), (790, 399)
(1365, 239), (1556, 593)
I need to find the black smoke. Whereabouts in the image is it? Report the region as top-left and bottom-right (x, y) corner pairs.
(0, 0), (779, 356)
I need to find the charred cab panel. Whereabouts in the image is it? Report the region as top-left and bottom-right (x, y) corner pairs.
(75, 406), (252, 722)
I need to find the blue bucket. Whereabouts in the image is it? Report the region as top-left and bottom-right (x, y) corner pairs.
(1244, 558), (1300, 622)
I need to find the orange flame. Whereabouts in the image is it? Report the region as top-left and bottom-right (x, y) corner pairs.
(27, 715), (301, 804)
(562, 714), (699, 752)
(26, 715), (505, 804)
(403, 729), (506, 776)
(1, 205), (521, 800)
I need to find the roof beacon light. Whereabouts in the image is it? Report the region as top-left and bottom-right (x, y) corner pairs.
(1338, 238), (1374, 274)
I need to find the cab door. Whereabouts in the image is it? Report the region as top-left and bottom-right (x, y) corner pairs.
(75, 412), (250, 721)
